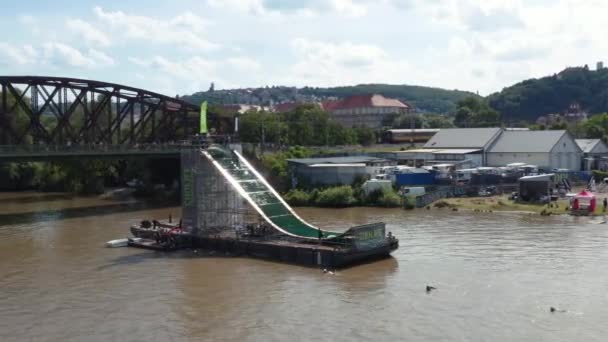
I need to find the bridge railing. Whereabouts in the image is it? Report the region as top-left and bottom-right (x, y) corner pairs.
(0, 141), (202, 156)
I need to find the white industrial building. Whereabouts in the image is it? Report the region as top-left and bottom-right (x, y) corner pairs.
(486, 130), (582, 171)
(576, 139), (608, 170)
(382, 148), (483, 168)
(287, 156), (396, 187)
(383, 128), (503, 168)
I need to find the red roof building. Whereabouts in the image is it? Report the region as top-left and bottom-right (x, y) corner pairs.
(322, 94), (411, 128)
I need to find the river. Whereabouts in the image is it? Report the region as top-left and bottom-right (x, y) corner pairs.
(1, 192), (608, 341)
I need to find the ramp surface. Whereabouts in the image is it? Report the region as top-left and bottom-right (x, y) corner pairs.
(202, 146), (343, 239)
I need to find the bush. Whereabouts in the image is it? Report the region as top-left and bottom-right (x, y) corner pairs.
(360, 187), (402, 207)
(315, 186), (357, 207)
(309, 188), (320, 203)
(593, 170), (608, 182)
(376, 188), (402, 207)
(283, 189), (311, 206)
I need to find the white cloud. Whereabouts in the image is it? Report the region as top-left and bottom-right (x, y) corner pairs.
(207, 0), (268, 15)
(329, 0), (368, 17)
(18, 14), (36, 25)
(87, 48), (115, 66)
(127, 56), (212, 95)
(0, 43), (38, 65)
(43, 42), (98, 68)
(127, 54), (264, 93)
(66, 19), (111, 47)
(0, 42), (115, 69)
(94, 7), (217, 51)
(286, 38), (411, 86)
(9, 1), (608, 97)
(226, 57), (261, 71)
(207, 0), (370, 17)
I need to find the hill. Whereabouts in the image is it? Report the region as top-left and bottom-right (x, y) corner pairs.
(488, 66), (608, 122)
(181, 84), (478, 114)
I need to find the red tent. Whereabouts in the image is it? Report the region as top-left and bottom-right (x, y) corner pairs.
(572, 190), (596, 212)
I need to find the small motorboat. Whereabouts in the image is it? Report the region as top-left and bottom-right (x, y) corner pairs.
(105, 238), (130, 248)
(105, 237), (143, 247)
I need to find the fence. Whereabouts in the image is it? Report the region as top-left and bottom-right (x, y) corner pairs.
(412, 186), (466, 208)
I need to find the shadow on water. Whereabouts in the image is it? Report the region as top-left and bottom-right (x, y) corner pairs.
(98, 248), (399, 275)
(0, 201), (177, 227)
(96, 249), (229, 271)
(0, 192), (75, 204)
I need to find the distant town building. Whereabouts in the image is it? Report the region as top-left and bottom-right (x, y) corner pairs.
(272, 102), (311, 113)
(598, 61), (604, 70)
(322, 94), (411, 128)
(536, 103), (588, 126)
(219, 104), (266, 114)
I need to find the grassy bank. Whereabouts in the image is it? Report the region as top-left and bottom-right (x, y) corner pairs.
(429, 195), (571, 214)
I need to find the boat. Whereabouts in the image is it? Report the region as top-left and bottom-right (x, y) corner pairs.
(130, 219), (180, 239)
(106, 238), (134, 248)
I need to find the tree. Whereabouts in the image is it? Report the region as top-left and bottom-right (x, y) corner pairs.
(582, 113), (608, 140)
(488, 66), (608, 123)
(453, 96), (500, 127)
(353, 126), (376, 146)
(422, 113), (455, 128)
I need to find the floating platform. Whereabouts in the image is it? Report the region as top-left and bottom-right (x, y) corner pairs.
(129, 219), (399, 268)
(191, 233), (399, 269)
(128, 238), (177, 251)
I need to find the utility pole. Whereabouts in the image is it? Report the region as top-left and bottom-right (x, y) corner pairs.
(410, 112), (416, 147)
(261, 119), (265, 154)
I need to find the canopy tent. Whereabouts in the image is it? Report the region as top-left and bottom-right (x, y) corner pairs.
(571, 190), (596, 213)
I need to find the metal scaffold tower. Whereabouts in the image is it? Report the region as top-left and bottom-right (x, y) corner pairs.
(181, 146), (256, 237)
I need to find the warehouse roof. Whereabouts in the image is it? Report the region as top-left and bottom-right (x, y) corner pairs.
(424, 128), (502, 149)
(487, 130), (574, 153)
(576, 139), (603, 153)
(287, 156), (390, 165)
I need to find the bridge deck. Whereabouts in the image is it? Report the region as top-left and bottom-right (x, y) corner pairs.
(0, 144), (196, 159)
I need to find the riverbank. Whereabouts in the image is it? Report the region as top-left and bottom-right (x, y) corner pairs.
(427, 195), (570, 215)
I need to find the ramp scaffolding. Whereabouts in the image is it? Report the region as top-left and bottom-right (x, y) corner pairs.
(181, 146), (258, 237)
(178, 144), (398, 267)
(201, 146), (344, 240)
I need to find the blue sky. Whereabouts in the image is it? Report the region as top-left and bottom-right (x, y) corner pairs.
(1, 0), (606, 96)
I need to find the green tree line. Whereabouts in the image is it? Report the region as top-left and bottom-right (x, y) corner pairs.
(238, 104), (378, 146)
(488, 66), (608, 122)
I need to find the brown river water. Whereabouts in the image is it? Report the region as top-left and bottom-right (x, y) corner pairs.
(1, 192), (608, 341)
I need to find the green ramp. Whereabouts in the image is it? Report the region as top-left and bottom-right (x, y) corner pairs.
(202, 146), (343, 239)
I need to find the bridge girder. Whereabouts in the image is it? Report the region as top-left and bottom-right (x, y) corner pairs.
(0, 76), (200, 146)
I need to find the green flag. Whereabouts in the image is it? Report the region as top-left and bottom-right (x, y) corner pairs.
(199, 101), (208, 134)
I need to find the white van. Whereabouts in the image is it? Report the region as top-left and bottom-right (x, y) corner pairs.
(401, 187), (426, 197)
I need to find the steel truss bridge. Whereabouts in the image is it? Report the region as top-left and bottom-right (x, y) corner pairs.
(0, 76), (202, 158)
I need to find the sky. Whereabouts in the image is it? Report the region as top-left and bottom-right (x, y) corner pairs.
(0, 0), (607, 97)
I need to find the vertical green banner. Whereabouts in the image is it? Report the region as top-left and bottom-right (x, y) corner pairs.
(199, 100), (208, 134)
